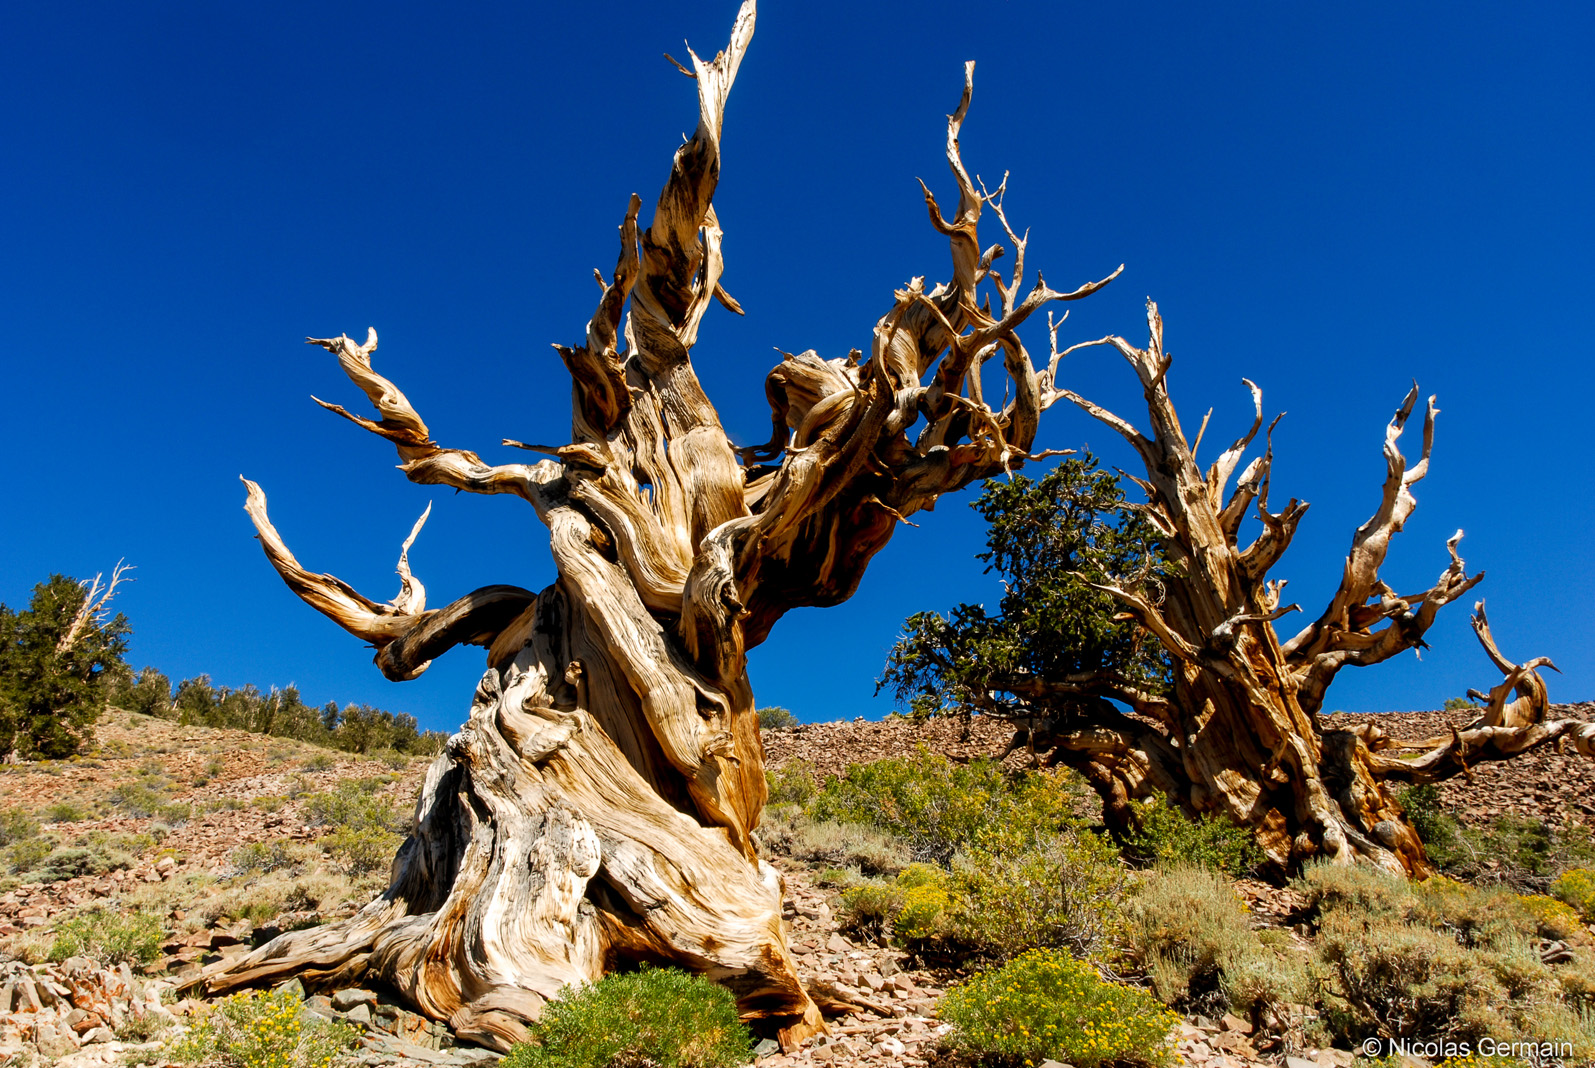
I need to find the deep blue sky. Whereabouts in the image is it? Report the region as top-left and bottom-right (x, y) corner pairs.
(2, 2), (1590, 731)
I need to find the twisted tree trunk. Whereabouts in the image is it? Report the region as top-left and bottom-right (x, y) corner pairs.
(205, 3), (1121, 1049)
(1025, 306), (1594, 876)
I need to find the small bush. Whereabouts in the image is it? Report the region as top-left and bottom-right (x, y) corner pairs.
(1304, 862), (1595, 1055)
(0, 808), (40, 846)
(764, 760), (817, 806)
(34, 845), (135, 882)
(48, 909), (162, 966)
(840, 881), (901, 941)
(233, 841), (299, 876)
(1124, 864), (1305, 1020)
(1511, 894), (1583, 942)
(757, 811), (907, 875)
(301, 782), (406, 876)
(40, 800), (88, 823)
(939, 948), (1178, 1068)
(1294, 860), (1417, 922)
(302, 781), (407, 833)
(501, 966), (751, 1068)
(807, 750), (1078, 865)
(300, 753), (335, 772)
(756, 706), (799, 731)
(321, 827), (400, 876)
(108, 782), (170, 818)
(1554, 868), (1595, 923)
(945, 831), (1127, 961)
(1398, 784), (1595, 892)
(166, 987), (356, 1068)
(1123, 798), (1262, 875)
(2, 836), (54, 875)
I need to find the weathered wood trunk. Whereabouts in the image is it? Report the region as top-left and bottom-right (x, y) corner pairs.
(207, 2), (1126, 1049)
(1039, 305), (1594, 876)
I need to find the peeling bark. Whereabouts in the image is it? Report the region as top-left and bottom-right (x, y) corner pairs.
(1022, 307), (1582, 877)
(211, 3), (1121, 1050)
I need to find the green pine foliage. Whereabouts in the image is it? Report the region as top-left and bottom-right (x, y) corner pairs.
(755, 706), (798, 730)
(501, 967), (751, 1068)
(879, 456), (1169, 724)
(0, 574), (131, 758)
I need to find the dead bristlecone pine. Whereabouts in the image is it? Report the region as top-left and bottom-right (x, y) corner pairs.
(200, 0), (1125, 1053)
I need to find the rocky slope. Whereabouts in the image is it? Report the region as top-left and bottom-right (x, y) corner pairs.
(0, 704), (1587, 1066)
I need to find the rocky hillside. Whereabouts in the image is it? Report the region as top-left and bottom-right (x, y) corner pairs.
(0, 704), (1587, 1067)
(769, 704), (1595, 830)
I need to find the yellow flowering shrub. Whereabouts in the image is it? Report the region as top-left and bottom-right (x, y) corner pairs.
(895, 883), (953, 942)
(1514, 894), (1583, 940)
(939, 948), (1178, 1068)
(1553, 868), (1595, 923)
(166, 988), (355, 1068)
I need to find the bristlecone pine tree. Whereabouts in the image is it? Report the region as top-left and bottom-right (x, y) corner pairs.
(898, 300), (1594, 879)
(204, 2), (1125, 1049)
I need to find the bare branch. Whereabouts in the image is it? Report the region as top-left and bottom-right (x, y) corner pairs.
(55, 561), (134, 655)
(240, 477), (534, 681)
(307, 331), (550, 504)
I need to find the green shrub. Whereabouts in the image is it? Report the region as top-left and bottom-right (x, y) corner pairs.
(756, 706), (798, 731)
(840, 881), (901, 941)
(233, 841), (299, 875)
(945, 830), (1126, 961)
(320, 827), (400, 876)
(108, 781), (170, 818)
(840, 866), (956, 945)
(48, 909), (162, 965)
(895, 880), (953, 943)
(501, 966), (751, 1068)
(1303, 862), (1595, 1055)
(1398, 785), (1595, 892)
(764, 760), (816, 806)
(39, 800), (88, 823)
(939, 948), (1178, 1068)
(807, 750), (1078, 865)
(1123, 864), (1305, 1019)
(301, 753), (335, 772)
(166, 987), (356, 1068)
(302, 780), (407, 834)
(0, 808), (40, 846)
(1123, 798), (1262, 875)
(1294, 859), (1417, 922)
(1554, 868), (1595, 923)
(756, 811), (907, 875)
(34, 845), (134, 882)
(2, 835), (54, 875)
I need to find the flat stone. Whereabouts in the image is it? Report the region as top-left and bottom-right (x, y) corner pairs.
(1220, 1013), (1252, 1034)
(345, 1003), (374, 1028)
(332, 988), (378, 1012)
(753, 1037), (781, 1057)
(1287, 1057), (1320, 1068)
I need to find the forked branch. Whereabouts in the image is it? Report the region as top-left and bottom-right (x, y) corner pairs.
(240, 478), (533, 681)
